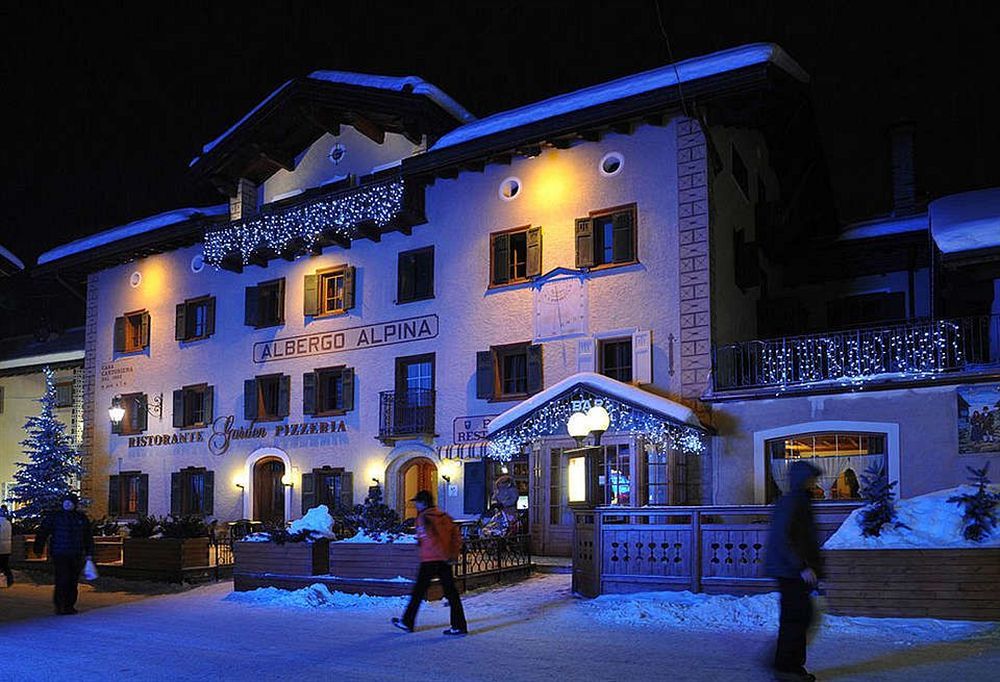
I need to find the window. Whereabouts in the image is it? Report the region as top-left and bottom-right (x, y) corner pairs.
(765, 432), (887, 503)
(108, 471), (147, 517)
(244, 374), (290, 421)
(244, 278), (285, 328)
(172, 467), (214, 516)
(301, 466), (354, 513)
(114, 310), (150, 353)
(599, 151), (624, 177)
(599, 338), (633, 383)
(172, 384), (214, 428)
(303, 367), (355, 415)
(54, 381), (74, 408)
(575, 205), (636, 269)
(113, 392), (148, 436)
(175, 296), (216, 341)
(490, 226), (541, 286)
(397, 247), (435, 303)
(304, 268), (355, 317)
(549, 449), (563, 525)
(638, 445), (685, 506)
(597, 444), (632, 506)
(498, 176), (521, 201)
(827, 293), (906, 329)
(476, 343), (543, 400)
(731, 143), (750, 199)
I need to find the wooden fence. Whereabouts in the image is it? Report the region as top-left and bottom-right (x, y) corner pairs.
(573, 504), (858, 597)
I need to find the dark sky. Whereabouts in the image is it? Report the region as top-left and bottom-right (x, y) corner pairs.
(3, 1), (999, 266)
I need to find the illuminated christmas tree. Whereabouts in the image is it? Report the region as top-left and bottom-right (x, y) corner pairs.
(10, 367), (84, 522)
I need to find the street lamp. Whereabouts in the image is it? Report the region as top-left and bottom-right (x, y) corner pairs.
(566, 404), (610, 447)
(108, 393), (163, 424)
(108, 397), (126, 424)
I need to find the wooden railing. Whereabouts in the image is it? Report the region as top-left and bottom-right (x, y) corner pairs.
(572, 504), (858, 597)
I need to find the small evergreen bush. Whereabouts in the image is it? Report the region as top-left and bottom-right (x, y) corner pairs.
(127, 515), (161, 539)
(858, 463), (908, 537)
(948, 462), (1000, 542)
(335, 485), (405, 542)
(160, 515), (209, 539)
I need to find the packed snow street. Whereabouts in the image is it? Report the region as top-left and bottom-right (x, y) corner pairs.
(0, 572), (997, 681)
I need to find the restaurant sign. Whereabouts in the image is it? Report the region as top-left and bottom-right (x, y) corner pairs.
(253, 314), (438, 363)
(453, 415), (498, 444)
(126, 414), (347, 456)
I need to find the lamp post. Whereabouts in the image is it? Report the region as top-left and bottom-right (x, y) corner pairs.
(564, 404), (612, 507)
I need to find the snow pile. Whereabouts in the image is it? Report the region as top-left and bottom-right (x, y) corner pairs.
(335, 530), (417, 544)
(824, 485), (1000, 550)
(225, 583), (407, 610)
(287, 505), (337, 540)
(583, 590), (995, 642)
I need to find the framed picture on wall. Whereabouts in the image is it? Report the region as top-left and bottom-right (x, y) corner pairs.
(957, 385), (1000, 455)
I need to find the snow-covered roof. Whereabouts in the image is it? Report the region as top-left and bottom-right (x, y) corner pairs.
(199, 80), (294, 157)
(0, 244), (25, 271)
(431, 43), (808, 152)
(929, 187), (1000, 254)
(0, 350), (85, 372)
(487, 372), (703, 436)
(838, 213), (927, 241)
(37, 205), (228, 266)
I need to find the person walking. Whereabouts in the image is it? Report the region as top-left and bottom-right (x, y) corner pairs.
(0, 504), (13, 588)
(34, 493), (94, 615)
(765, 461), (824, 682)
(392, 490), (468, 635)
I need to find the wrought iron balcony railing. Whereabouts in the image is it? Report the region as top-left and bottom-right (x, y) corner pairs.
(712, 313), (1000, 393)
(378, 388), (435, 440)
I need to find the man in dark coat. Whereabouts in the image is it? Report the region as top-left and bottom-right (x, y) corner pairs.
(34, 493), (94, 615)
(765, 461), (824, 682)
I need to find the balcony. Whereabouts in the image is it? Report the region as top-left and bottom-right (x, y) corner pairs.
(378, 389), (436, 442)
(712, 314), (1000, 394)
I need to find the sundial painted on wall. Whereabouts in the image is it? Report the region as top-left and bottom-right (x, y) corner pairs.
(533, 268), (588, 341)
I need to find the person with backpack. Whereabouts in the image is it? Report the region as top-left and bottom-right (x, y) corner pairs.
(34, 493), (94, 615)
(392, 490), (468, 635)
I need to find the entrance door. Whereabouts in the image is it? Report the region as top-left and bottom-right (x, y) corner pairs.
(253, 457), (285, 524)
(400, 457), (437, 521)
(529, 444), (576, 557)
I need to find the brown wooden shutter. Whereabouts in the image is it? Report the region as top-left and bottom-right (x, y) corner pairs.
(341, 368), (355, 411)
(575, 218), (594, 268)
(343, 267), (356, 310)
(203, 385), (214, 423)
(278, 375), (291, 417)
(303, 274), (319, 316)
(138, 474), (149, 516)
(243, 379), (258, 420)
(175, 303), (187, 341)
(526, 344), (543, 394)
(203, 470), (215, 515)
(136, 394), (148, 432)
(339, 471), (354, 509)
(204, 297), (216, 337)
(301, 472), (316, 514)
(302, 372), (316, 415)
(108, 475), (120, 516)
(476, 350), (494, 399)
(244, 286), (259, 327)
(139, 312), (151, 348)
(526, 226), (542, 277)
(275, 278), (286, 323)
(170, 472), (182, 516)
(492, 233), (510, 285)
(113, 316), (126, 352)
(172, 390), (184, 428)
(612, 209), (635, 262)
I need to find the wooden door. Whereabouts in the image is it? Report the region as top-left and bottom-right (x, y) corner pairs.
(401, 457), (437, 521)
(253, 458), (285, 525)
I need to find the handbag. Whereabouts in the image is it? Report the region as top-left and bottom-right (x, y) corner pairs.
(81, 558), (99, 581)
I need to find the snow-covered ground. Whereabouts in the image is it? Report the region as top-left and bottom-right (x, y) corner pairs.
(824, 485), (1000, 549)
(1, 573), (996, 681)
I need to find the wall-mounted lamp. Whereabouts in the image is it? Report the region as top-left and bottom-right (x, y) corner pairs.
(281, 473), (293, 489)
(371, 477), (380, 486)
(501, 465), (509, 475)
(441, 474), (451, 484)
(109, 393), (164, 424)
(567, 405), (610, 447)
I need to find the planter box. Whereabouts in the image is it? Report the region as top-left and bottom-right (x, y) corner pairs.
(11, 534), (47, 565)
(93, 537), (123, 564)
(122, 537), (210, 571)
(234, 540), (330, 577)
(824, 549), (1000, 621)
(329, 541), (419, 580)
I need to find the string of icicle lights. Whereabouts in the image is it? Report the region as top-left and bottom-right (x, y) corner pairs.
(757, 321), (963, 390)
(204, 178), (405, 267)
(487, 390), (706, 462)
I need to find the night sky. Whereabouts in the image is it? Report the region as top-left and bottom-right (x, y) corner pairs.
(2, 1), (999, 267)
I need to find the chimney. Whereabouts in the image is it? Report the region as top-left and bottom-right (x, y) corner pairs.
(888, 121), (917, 215)
(229, 177), (260, 221)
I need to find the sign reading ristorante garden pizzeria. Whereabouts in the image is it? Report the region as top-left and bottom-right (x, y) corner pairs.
(126, 414), (348, 456)
(253, 314), (438, 363)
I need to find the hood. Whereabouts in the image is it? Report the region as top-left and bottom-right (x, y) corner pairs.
(788, 460), (821, 491)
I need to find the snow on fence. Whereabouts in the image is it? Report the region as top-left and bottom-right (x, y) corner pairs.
(572, 504), (857, 598)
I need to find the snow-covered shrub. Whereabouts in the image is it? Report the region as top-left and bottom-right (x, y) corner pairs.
(160, 515), (210, 539)
(335, 486), (405, 542)
(858, 463), (907, 537)
(947, 462), (1000, 542)
(127, 515), (161, 539)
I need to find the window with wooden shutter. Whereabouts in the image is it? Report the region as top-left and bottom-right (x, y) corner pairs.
(115, 471), (144, 517)
(490, 227), (536, 286)
(526, 226), (542, 278)
(575, 217), (594, 268)
(342, 266), (356, 311)
(598, 337), (633, 383)
(250, 279), (284, 328)
(119, 310), (149, 353)
(176, 296), (215, 341)
(491, 232), (509, 285)
(483, 342), (543, 400)
(250, 374), (285, 421)
(312, 366), (354, 415)
(176, 467), (210, 516)
(303, 274), (319, 317)
(311, 266), (353, 316)
(397, 247), (434, 303)
(587, 204), (637, 268)
(175, 384), (211, 428)
(118, 392), (148, 435)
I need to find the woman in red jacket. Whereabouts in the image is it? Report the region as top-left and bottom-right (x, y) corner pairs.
(393, 490), (468, 635)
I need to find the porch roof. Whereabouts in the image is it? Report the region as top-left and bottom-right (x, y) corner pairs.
(486, 372), (705, 436)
